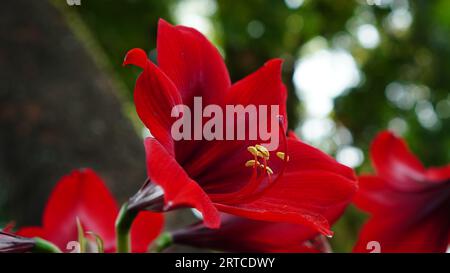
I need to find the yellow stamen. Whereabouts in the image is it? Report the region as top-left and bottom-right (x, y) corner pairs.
(276, 152), (290, 162)
(245, 159), (259, 167)
(255, 144), (269, 159)
(245, 144), (275, 176)
(247, 146), (264, 158)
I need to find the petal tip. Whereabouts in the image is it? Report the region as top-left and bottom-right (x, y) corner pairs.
(260, 58), (284, 81)
(158, 18), (173, 28)
(123, 48), (148, 69)
(158, 18), (177, 36)
(264, 58), (284, 70)
(376, 130), (396, 141)
(68, 168), (95, 180)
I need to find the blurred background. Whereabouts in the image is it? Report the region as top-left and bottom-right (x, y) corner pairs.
(1, 0), (449, 252)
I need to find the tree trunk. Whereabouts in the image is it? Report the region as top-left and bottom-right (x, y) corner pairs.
(0, 0), (146, 225)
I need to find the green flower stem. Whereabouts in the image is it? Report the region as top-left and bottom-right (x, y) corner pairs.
(150, 232), (173, 253)
(33, 237), (62, 253)
(115, 202), (138, 253)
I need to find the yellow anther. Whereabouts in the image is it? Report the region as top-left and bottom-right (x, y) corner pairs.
(276, 152), (290, 162)
(246, 146), (275, 175)
(245, 159), (259, 167)
(255, 144), (270, 158)
(247, 146), (263, 158)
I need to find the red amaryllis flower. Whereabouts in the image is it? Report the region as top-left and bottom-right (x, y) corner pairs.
(17, 169), (164, 253)
(354, 131), (450, 253)
(124, 19), (357, 237)
(171, 204), (347, 253)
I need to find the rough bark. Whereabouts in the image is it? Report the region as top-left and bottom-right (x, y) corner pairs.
(0, 0), (146, 225)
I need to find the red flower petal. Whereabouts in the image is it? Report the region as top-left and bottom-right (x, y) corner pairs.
(213, 137), (357, 235)
(172, 214), (332, 253)
(156, 19), (231, 163)
(124, 48), (182, 156)
(353, 203), (450, 253)
(225, 59), (288, 128)
(16, 227), (45, 238)
(173, 204), (346, 252)
(215, 171), (357, 237)
(371, 131), (450, 191)
(354, 175), (450, 252)
(353, 176), (395, 214)
(426, 165), (450, 182)
(202, 137), (357, 235)
(157, 19), (231, 106)
(353, 175), (425, 214)
(284, 137), (356, 180)
(182, 60), (289, 181)
(123, 48), (148, 69)
(41, 169), (119, 251)
(130, 211), (164, 253)
(195, 134), (356, 196)
(183, 135), (357, 237)
(145, 138), (221, 228)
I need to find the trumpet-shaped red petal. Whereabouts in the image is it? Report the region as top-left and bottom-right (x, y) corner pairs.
(157, 19), (231, 163)
(157, 19), (230, 106)
(354, 131), (450, 253)
(172, 203), (348, 253)
(124, 48), (182, 156)
(130, 211), (164, 253)
(215, 171), (356, 237)
(17, 169), (163, 253)
(354, 178), (450, 253)
(15, 227), (44, 238)
(42, 169), (118, 251)
(144, 138), (220, 228)
(225, 59), (287, 128)
(371, 131), (449, 191)
(172, 214), (327, 253)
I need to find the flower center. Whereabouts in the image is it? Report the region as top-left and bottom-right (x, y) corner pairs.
(209, 116), (289, 205)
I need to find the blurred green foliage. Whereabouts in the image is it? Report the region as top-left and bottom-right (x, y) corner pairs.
(56, 0), (450, 252)
(216, 0), (356, 131)
(336, 0), (450, 168)
(53, 0), (174, 100)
